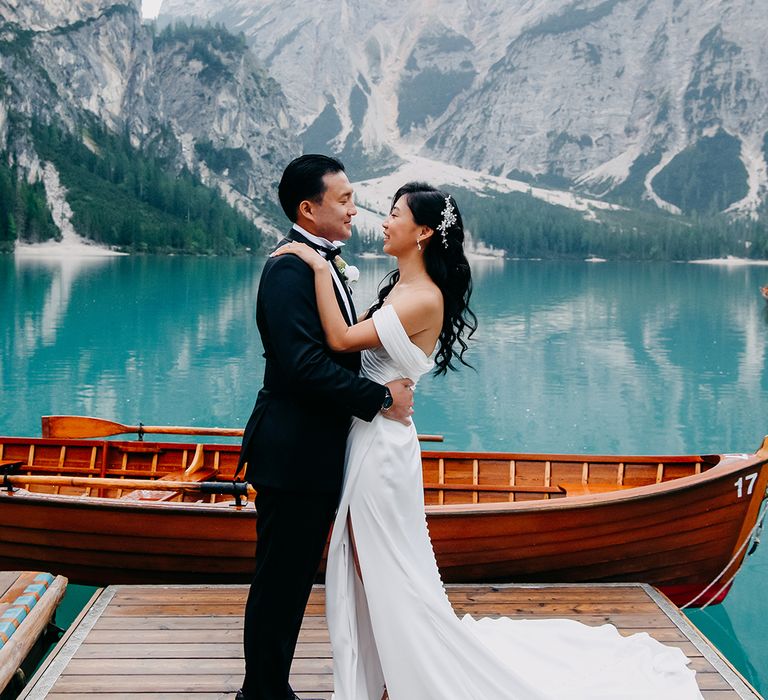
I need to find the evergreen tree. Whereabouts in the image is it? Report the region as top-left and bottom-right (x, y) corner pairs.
(25, 117), (264, 254)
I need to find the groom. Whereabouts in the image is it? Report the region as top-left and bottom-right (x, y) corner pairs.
(237, 154), (414, 700)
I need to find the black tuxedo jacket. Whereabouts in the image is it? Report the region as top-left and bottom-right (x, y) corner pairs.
(238, 229), (385, 495)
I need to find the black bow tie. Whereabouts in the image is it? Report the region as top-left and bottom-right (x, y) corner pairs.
(323, 247), (342, 262)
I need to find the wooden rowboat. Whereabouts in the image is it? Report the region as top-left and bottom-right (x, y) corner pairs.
(0, 571), (67, 696)
(0, 419), (766, 608)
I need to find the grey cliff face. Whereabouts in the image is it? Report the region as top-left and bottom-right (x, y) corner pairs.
(428, 0), (768, 211)
(0, 0), (297, 226)
(151, 27), (295, 211)
(0, 4), (154, 134)
(159, 0), (768, 214)
(0, 0), (129, 32)
(157, 0), (573, 175)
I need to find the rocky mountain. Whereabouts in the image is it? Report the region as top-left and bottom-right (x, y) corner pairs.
(157, 0), (572, 178)
(429, 0), (768, 217)
(158, 0), (768, 217)
(0, 0), (297, 245)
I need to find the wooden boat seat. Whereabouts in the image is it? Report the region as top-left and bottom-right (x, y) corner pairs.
(119, 467), (219, 501)
(119, 444), (216, 501)
(424, 483), (567, 497)
(557, 482), (642, 497)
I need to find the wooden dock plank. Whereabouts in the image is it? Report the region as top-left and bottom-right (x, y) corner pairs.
(107, 586), (656, 603)
(45, 696), (308, 700)
(21, 583), (762, 700)
(91, 611), (680, 629)
(73, 642), (331, 658)
(45, 696), (273, 700)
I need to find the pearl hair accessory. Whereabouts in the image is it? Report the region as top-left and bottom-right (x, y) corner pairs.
(437, 196), (456, 249)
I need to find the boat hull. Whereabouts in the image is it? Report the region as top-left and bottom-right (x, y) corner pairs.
(426, 460), (765, 606)
(0, 438), (766, 607)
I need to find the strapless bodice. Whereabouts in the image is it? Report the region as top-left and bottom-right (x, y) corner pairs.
(360, 305), (434, 386)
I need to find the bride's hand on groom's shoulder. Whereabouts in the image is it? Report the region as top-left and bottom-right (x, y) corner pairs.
(383, 378), (415, 426)
(270, 241), (326, 271)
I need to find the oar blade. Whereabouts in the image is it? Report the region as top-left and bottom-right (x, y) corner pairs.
(42, 415), (135, 439)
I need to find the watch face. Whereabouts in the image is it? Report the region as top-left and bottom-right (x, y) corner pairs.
(383, 389), (394, 409)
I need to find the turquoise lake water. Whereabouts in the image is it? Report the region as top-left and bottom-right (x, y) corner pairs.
(1, 253), (767, 692)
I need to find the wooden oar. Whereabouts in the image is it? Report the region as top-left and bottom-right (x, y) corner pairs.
(42, 415), (444, 442)
(42, 416), (243, 440)
(3, 474), (255, 496)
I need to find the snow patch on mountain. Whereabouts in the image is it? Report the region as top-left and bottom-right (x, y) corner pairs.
(576, 144), (643, 194)
(725, 136), (768, 215)
(644, 156), (683, 215)
(352, 154), (624, 236)
(15, 161), (125, 256)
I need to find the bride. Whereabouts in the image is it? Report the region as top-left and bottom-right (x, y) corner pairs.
(272, 182), (703, 700)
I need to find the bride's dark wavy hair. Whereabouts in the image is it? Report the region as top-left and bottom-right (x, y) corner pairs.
(368, 182), (478, 376)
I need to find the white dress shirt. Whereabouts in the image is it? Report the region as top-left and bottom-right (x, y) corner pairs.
(291, 225), (353, 322)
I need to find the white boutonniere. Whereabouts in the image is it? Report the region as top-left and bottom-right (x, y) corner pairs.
(334, 256), (360, 285)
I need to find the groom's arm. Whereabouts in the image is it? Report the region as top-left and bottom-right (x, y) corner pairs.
(260, 255), (386, 421)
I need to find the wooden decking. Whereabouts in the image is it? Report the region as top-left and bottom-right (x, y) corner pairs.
(21, 583), (761, 699)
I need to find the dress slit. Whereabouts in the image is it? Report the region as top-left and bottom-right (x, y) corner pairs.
(335, 496), (387, 699)
(346, 511), (363, 583)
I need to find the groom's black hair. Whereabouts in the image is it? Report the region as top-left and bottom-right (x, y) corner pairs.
(278, 154), (346, 222)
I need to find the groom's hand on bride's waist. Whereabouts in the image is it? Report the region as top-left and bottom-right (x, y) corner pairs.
(382, 378), (415, 425)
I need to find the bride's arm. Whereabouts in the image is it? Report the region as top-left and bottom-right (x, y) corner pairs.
(271, 242), (379, 351)
(271, 243), (438, 352)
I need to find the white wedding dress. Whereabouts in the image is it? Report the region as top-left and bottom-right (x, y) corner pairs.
(325, 304), (703, 700)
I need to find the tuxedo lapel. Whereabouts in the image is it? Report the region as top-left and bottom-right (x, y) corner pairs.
(327, 258), (357, 325)
(284, 229), (355, 326)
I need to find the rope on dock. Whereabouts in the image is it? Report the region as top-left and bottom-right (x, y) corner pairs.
(680, 496), (768, 610)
